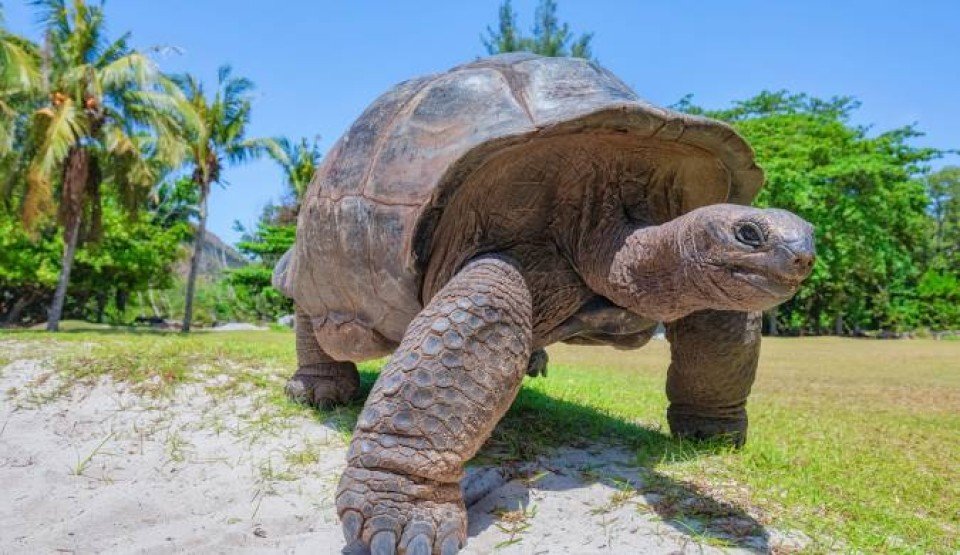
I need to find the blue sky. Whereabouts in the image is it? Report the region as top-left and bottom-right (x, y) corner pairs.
(6, 1), (958, 245)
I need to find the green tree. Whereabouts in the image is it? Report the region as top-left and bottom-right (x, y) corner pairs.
(148, 176), (198, 229)
(173, 66), (272, 332)
(233, 135), (321, 319)
(926, 166), (960, 272)
(0, 212), (59, 324)
(482, 0), (593, 59)
(68, 200), (188, 322)
(0, 195), (189, 325)
(226, 222), (295, 322)
(17, 0), (185, 331)
(677, 91), (946, 332)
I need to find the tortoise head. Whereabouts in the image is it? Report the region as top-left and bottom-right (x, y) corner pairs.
(679, 204), (816, 312)
(587, 203), (815, 321)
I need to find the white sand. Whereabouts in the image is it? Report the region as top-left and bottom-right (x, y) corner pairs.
(0, 340), (800, 554)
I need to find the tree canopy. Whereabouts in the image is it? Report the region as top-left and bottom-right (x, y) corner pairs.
(483, 0), (593, 59)
(676, 91), (953, 332)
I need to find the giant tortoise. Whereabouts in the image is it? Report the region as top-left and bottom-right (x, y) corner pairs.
(273, 53), (815, 554)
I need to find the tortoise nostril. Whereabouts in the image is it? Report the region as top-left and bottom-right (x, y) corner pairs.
(793, 253), (815, 272)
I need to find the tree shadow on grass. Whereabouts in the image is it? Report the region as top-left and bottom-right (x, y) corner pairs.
(340, 368), (771, 552)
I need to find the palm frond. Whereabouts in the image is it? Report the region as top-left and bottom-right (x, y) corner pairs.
(94, 31), (129, 67)
(22, 162), (54, 230)
(228, 136), (273, 164)
(106, 131), (162, 216)
(30, 0), (69, 38)
(223, 74), (254, 102)
(0, 32), (42, 91)
(29, 99), (85, 180)
(99, 51), (159, 92)
(262, 135), (322, 199)
(263, 136), (292, 167)
(58, 61), (92, 92)
(22, 99), (84, 229)
(170, 72), (203, 101)
(216, 64), (232, 86)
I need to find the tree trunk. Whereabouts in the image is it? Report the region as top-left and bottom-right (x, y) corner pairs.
(147, 289), (161, 317)
(47, 148), (91, 332)
(95, 290), (108, 323)
(47, 215), (82, 331)
(115, 289), (128, 314)
(4, 292), (35, 326)
(182, 182), (209, 333)
(765, 307), (779, 336)
(834, 314), (844, 336)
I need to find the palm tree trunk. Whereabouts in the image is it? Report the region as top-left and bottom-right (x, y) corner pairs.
(182, 182), (209, 332)
(47, 148), (90, 332)
(46, 214), (82, 331)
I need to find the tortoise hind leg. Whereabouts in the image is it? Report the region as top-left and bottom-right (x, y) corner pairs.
(285, 307), (361, 409)
(336, 256), (533, 554)
(525, 348), (549, 377)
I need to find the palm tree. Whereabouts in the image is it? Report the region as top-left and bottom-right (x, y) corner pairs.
(0, 11), (40, 215)
(174, 66), (271, 332)
(266, 136), (321, 202)
(0, 6), (40, 156)
(21, 0), (186, 331)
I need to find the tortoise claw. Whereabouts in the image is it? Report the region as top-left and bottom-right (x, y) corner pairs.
(337, 467), (467, 554)
(440, 535), (462, 555)
(405, 534), (431, 555)
(284, 362), (360, 409)
(341, 510), (362, 543)
(370, 531), (397, 555)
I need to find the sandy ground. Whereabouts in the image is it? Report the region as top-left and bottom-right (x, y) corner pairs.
(0, 340), (799, 554)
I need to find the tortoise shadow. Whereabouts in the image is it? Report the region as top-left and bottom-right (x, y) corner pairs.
(342, 369), (772, 552)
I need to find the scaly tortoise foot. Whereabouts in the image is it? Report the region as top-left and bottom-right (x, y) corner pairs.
(283, 362), (361, 409)
(337, 466), (466, 555)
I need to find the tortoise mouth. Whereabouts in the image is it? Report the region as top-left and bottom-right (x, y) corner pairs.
(730, 267), (801, 299)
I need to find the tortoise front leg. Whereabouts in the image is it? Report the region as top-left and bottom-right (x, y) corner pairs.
(665, 310), (761, 447)
(337, 256), (533, 555)
(284, 307), (361, 409)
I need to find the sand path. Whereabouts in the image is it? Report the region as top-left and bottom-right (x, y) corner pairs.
(0, 340), (795, 554)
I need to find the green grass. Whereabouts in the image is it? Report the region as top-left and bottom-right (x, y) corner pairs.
(1, 329), (957, 553)
(533, 339), (960, 553)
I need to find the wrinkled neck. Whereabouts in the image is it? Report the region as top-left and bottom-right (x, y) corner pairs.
(578, 217), (705, 322)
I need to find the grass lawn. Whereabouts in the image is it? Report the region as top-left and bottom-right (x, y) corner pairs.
(2, 327), (957, 553)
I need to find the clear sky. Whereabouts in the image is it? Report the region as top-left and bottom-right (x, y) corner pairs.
(5, 1), (959, 245)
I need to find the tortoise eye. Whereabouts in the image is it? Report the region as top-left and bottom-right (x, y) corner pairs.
(735, 222), (765, 247)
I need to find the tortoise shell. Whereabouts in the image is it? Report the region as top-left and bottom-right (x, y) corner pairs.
(276, 53), (763, 353)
